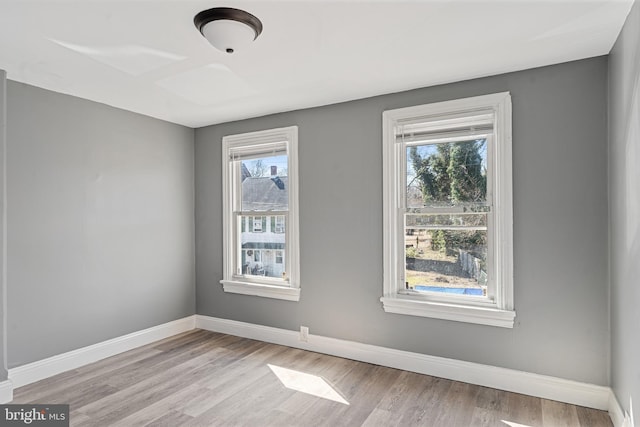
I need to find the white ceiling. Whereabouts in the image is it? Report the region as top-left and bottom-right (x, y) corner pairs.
(0, 0), (634, 128)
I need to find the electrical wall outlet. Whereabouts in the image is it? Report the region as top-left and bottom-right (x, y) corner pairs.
(300, 326), (309, 342)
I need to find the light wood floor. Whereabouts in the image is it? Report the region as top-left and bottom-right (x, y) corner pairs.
(12, 329), (612, 427)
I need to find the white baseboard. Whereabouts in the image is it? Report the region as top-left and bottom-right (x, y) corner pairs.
(3, 313), (615, 418)
(8, 315), (196, 389)
(610, 391), (626, 427)
(195, 314), (611, 411)
(0, 379), (13, 403)
(609, 392), (636, 427)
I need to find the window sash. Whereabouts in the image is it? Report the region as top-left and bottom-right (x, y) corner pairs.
(227, 141), (288, 162)
(395, 110), (494, 137)
(234, 214), (290, 284)
(400, 128), (493, 146)
(399, 134), (495, 304)
(221, 126), (300, 301)
(383, 93), (513, 324)
(402, 213), (494, 302)
(231, 164), (289, 214)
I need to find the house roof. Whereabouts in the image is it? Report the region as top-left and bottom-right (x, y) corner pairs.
(242, 176), (288, 211)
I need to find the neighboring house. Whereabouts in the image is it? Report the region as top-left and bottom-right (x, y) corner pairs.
(240, 166), (288, 279)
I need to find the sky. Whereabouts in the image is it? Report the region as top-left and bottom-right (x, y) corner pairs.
(243, 154), (288, 177)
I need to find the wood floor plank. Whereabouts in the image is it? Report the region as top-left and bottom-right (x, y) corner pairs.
(375, 370), (421, 413)
(377, 369), (443, 417)
(75, 348), (230, 425)
(12, 368), (83, 403)
(181, 365), (293, 426)
(504, 392), (544, 427)
(110, 384), (210, 427)
(274, 353), (357, 418)
(475, 386), (512, 413)
(111, 340), (280, 426)
(144, 410), (194, 427)
(293, 360), (373, 426)
(262, 353), (360, 427)
(429, 380), (480, 426)
(183, 347), (331, 426)
(195, 339), (290, 391)
(542, 399), (581, 426)
(470, 406), (509, 427)
(182, 346), (308, 418)
(468, 386), (514, 427)
(361, 408), (397, 426)
(11, 330), (613, 427)
(150, 329), (214, 351)
(317, 363), (403, 426)
(104, 333), (226, 389)
(15, 330), (220, 405)
(396, 375), (454, 426)
(576, 404), (614, 427)
(69, 412), (91, 427)
(29, 335), (224, 411)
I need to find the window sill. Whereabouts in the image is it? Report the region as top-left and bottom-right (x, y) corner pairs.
(221, 280), (300, 302)
(380, 295), (515, 328)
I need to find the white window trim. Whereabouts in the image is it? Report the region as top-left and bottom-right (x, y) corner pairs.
(221, 126), (300, 302)
(221, 280), (300, 301)
(381, 92), (515, 328)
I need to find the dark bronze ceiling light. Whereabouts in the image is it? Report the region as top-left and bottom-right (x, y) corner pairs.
(194, 7), (263, 54)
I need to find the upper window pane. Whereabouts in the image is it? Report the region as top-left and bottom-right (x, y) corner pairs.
(406, 139), (487, 208)
(241, 154), (288, 212)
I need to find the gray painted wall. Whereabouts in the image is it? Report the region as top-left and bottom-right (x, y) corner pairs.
(7, 82), (195, 368)
(195, 57), (610, 385)
(0, 70), (6, 380)
(609, 0), (640, 415)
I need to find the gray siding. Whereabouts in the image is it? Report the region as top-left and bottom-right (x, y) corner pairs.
(6, 82), (196, 368)
(609, 0), (640, 415)
(195, 57), (609, 385)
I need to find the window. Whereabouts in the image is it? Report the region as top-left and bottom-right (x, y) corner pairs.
(252, 216), (264, 232)
(382, 93), (515, 327)
(274, 215), (285, 233)
(221, 126), (300, 301)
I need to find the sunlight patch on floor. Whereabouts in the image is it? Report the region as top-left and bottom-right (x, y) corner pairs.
(502, 421), (532, 427)
(268, 364), (349, 405)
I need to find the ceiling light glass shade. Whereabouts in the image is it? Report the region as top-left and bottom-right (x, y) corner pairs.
(201, 20), (256, 54)
(194, 8), (263, 54)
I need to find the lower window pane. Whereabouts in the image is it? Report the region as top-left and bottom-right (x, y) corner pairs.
(405, 228), (487, 296)
(239, 215), (287, 279)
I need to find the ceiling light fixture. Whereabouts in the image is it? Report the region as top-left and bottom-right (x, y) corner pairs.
(194, 7), (263, 54)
